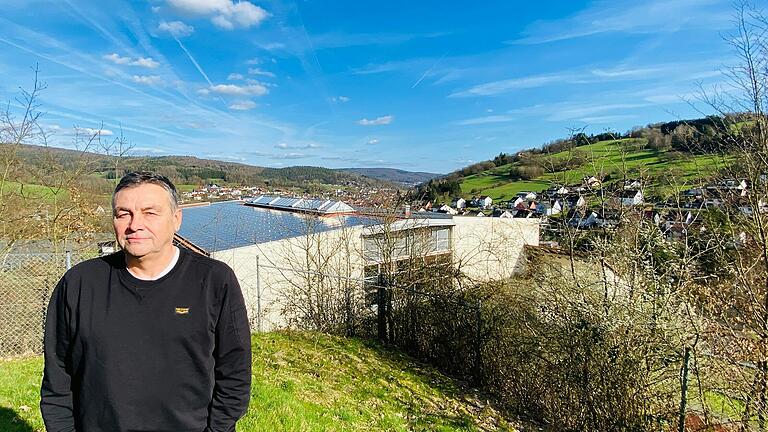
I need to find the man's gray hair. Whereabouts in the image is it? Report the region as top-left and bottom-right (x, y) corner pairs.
(113, 172), (180, 211)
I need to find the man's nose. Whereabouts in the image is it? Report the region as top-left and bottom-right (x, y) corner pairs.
(127, 213), (145, 231)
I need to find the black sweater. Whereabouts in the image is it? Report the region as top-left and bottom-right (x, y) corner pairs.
(40, 248), (252, 432)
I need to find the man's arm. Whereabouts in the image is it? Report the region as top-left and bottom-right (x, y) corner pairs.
(207, 268), (252, 432)
(40, 277), (76, 432)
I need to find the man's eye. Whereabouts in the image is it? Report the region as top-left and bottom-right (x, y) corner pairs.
(116, 213), (129, 218)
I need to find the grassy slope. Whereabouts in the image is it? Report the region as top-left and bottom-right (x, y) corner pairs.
(0, 331), (519, 432)
(460, 138), (728, 201)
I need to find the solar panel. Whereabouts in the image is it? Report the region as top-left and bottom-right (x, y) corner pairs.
(295, 199), (325, 210)
(253, 195), (275, 204)
(272, 197), (297, 207)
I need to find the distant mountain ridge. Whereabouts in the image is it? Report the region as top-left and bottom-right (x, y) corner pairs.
(339, 168), (441, 185)
(10, 144), (397, 189)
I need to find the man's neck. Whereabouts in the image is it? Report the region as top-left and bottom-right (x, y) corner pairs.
(125, 246), (179, 280)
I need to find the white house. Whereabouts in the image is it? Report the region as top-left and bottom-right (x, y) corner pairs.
(451, 197), (467, 209)
(536, 200), (563, 216)
(516, 191), (537, 201)
(619, 190), (643, 206)
(438, 204), (458, 215)
(477, 196), (493, 209)
(564, 194), (586, 209)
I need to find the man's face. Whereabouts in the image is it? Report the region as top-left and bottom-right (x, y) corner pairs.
(112, 183), (182, 260)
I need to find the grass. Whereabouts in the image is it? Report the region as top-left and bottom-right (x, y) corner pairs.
(0, 181), (69, 204)
(458, 139), (731, 202)
(0, 331), (520, 432)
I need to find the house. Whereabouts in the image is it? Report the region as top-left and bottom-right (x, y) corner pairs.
(492, 208), (515, 218)
(563, 194), (586, 209)
(476, 196), (493, 209)
(737, 198), (768, 215)
(643, 209), (662, 226)
(451, 197), (467, 209)
(619, 190), (643, 206)
(536, 199), (563, 216)
(623, 179), (642, 189)
(567, 210), (599, 228)
(516, 191), (537, 201)
(513, 209), (534, 218)
(510, 196), (526, 208)
(544, 185), (570, 197)
(437, 204), (458, 215)
(663, 210), (698, 236)
(583, 176), (602, 189)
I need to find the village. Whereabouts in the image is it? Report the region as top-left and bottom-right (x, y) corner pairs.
(418, 176), (757, 243)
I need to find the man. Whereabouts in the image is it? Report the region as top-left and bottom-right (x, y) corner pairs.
(41, 172), (252, 432)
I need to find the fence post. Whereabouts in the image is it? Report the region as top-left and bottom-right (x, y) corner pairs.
(678, 346), (691, 432)
(256, 255), (262, 333)
(473, 299), (483, 386)
(377, 273), (387, 342)
(65, 250), (72, 270)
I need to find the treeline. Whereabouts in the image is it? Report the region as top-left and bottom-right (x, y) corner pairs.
(12, 145), (388, 190)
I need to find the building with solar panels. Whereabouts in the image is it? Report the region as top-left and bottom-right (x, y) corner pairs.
(177, 200), (539, 331)
(244, 195), (357, 216)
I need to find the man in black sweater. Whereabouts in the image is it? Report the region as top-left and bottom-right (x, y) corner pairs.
(41, 172), (252, 432)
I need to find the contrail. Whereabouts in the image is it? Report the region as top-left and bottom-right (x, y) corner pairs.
(173, 36), (214, 87)
(411, 52), (448, 89)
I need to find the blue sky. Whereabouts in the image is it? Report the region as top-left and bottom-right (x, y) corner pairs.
(0, 0), (738, 173)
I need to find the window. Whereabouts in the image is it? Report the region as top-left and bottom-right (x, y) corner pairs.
(432, 228), (450, 252)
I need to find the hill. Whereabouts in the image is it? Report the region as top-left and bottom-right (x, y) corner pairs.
(459, 138), (724, 201)
(11, 144), (395, 191)
(0, 331), (522, 431)
(414, 115), (743, 203)
(340, 168), (442, 185)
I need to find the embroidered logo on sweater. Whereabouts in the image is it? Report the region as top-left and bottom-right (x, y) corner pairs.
(175, 307), (190, 315)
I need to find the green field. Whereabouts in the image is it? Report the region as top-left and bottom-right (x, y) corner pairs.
(0, 181), (69, 203)
(459, 139), (729, 201)
(0, 331), (519, 432)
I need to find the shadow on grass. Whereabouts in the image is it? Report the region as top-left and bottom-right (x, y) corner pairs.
(0, 407), (34, 432)
(356, 338), (495, 428)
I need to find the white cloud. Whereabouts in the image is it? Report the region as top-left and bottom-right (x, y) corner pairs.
(245, 58), (261, 65)
(331, 96), (350, 103)
(511, 0), (729, 44)
(158, 20), (195, 38)
(74, 127), (114, 136)
(450, 73), (575, 97)
(248, 67), (275, 78)
(131, 75), (163, 85)
(166, 0), (269, 30)
(358, 115), (394, 126)
(227, 73), (244, 80)
(134, 146), (168, 154)
(367, 139), (380, 145)
(229, 100), (257, 110)
(275, 142), (321, 149)
(457, 115), (516, 126)
(103, 53), (160, 68)
(207, 83), (268, 96)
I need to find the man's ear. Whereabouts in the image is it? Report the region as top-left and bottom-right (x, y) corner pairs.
(174, 208), (183, 232)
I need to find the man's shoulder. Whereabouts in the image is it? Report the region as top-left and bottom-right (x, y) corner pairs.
(66, 251), (124, 278)
(179, 248), (235, 278)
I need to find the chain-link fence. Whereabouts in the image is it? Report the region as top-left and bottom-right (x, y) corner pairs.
(0, 252), (91, 357)
(240, 259), (484, 384)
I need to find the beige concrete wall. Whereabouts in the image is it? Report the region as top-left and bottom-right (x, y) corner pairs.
(214, 216), (539, 331)
(213, 224), (367, 332)
(451, 217), (540, 282)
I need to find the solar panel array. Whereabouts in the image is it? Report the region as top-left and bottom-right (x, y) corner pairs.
(245, 195), (355, 214)
(180, 201), (376, 252)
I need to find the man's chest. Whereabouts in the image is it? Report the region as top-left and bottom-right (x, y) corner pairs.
(76, 279), (218, 361)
